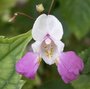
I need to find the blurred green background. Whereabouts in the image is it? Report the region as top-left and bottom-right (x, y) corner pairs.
(0, 0), (90, 89)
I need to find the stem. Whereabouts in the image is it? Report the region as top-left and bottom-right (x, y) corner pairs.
(9, 12), (34, 22)
(48, 0), (55, 14)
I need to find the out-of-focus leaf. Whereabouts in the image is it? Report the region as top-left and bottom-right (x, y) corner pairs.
(59, 0), (90, 39)
(37, 79), (74, 89)
(72, 75), (90, 89)
(0, 31), (32, 89)
(79, 48), (90, 74)
(0, 0), (16, 14)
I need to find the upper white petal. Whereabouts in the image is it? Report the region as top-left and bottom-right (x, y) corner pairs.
(32, 14), (48, 41)
(32, 14), (63, 41)
(47, 15), (63, 40)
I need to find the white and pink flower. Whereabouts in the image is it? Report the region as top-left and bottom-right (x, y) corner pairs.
(16, 14), (84, 83)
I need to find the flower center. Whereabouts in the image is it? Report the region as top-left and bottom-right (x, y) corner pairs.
(41, 38), (56, 59)
(45, 47), (53, 59)
(41, 37), (58, 64)
(44, 38), (53, 59)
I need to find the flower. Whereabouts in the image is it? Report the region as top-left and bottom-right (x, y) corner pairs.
(32, 14), (64, 65)
(16, 14), (84, 83)
(16, 52), (40, 79)
(57, 51), (84, 83)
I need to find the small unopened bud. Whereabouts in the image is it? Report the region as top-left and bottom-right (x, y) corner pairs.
(36, 4), (44, 13)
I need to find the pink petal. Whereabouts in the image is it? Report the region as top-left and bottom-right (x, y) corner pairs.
(16, 52), (40, 79)
(57, 51), (84, 83)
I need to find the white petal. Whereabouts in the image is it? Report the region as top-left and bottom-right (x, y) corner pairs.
(41, 52), (58, 65)
(32, 14), (48, 41)
(47, 15), (63, 40)
(54, 40), (65, 53)
(32, 14), (63, 41)
(32, 41), (42, 53)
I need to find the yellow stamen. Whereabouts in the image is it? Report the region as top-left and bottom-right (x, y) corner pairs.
(38, 57), (42, 64)
(45, 48), (53, 59)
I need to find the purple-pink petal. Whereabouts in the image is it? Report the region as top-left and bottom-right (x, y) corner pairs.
(57, 51), (84, 83)
(16, 52), (40, 79)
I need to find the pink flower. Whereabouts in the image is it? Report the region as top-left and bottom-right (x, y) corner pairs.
(57, 51), (84, 83)
(16, 14), (84, 83)
(16, 52), (40, 79)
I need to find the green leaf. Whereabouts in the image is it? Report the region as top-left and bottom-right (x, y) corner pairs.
(79, 48), (90, 74)
(72, 75), (90, 89)
(59, 0), (90, 39)
(37, 79), (74, 89)
(0, 31), (32, 89)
